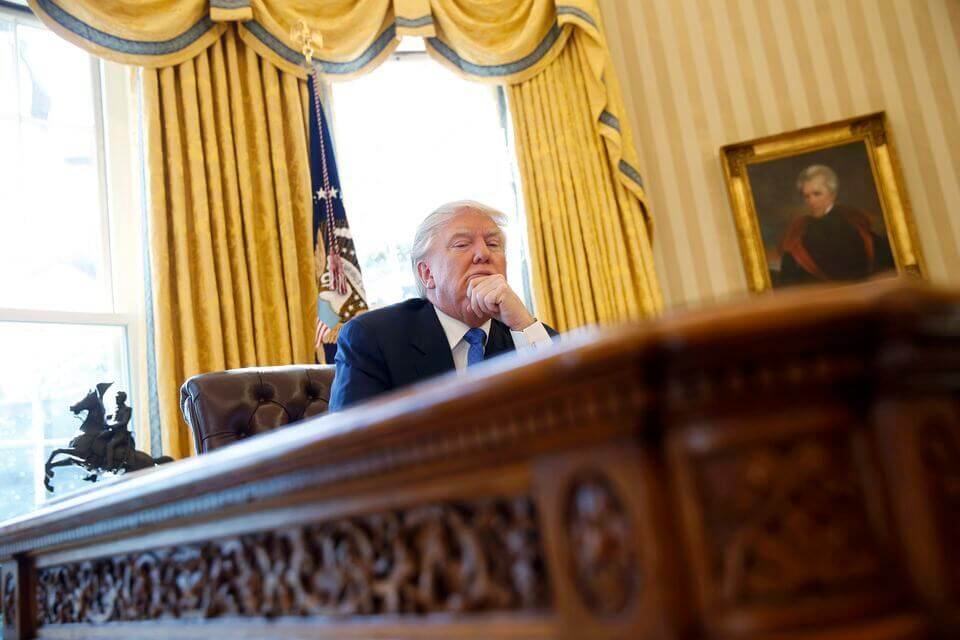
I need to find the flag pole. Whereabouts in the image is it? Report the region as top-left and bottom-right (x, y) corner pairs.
(294, 22), (332, 360)
(295, 22), (368, 363)
(293, 22), (346, 297)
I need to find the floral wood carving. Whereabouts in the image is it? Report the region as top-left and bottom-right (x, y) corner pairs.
(565, 472), (638, 616)
(36, 496), (549, 625)
(696, 431), (884, 606)
(920, 416), (960, 591)
(2, 569), (14, 628)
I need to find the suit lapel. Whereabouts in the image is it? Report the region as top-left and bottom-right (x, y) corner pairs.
(411, 302), (456, 379)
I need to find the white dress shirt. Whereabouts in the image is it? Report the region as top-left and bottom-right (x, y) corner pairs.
(433, 307), (553, 372)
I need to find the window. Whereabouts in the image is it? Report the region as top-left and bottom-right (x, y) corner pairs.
(328, 39), (530, 309)
(0, 4), (146, 516)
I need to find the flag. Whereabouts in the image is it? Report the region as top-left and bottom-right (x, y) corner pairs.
(308, 73), (368, 363)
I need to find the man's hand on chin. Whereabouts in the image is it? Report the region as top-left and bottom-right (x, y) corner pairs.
(466, 274), (536, 331)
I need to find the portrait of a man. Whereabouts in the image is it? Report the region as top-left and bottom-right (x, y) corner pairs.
(776, 164), (896, 286)
(745, 141), (897, 289)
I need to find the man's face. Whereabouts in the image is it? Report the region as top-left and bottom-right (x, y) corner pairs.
(801, 176), (836, 218)
(418, 208), (507, 325)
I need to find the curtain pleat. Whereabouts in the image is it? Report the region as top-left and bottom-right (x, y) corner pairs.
(508, 33), (662, 331)
(143, 29), (315, 458)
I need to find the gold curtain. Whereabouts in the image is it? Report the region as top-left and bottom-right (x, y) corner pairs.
(142, 27), (316, 458)
(508, 32), (662, 330)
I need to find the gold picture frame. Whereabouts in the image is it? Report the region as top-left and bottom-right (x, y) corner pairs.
(720, 112), (925, 292)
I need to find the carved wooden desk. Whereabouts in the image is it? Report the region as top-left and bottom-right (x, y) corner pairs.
(1, 280), (958, 639)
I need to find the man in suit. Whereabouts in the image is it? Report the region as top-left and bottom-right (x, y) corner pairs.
(329, 200), (555, 410)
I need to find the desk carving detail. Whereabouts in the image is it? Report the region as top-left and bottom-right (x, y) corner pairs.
(36, 495), (548, 624)
(697, 431), (883, 605)
(921, 415), (960, 591)
(2, 570), (14, 628)
(566, 472), (637, 616)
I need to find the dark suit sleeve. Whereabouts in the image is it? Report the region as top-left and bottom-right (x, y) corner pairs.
(328, 318), (392, 411)
(544, 323), (559, 338)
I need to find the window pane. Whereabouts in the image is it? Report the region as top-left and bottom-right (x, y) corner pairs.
(0, 322), (128, 515)
(0, 322), (128, 434)
(43, 397), (83, 440)
(0, 121), (108, 311)
(0, 397), (28, 440)
(330, 56), (525, 308)
(0, 118), (15, 187)
(0, 446), (33, 522)
(0, 19), (16, 118)
(17, 23), (94, 127)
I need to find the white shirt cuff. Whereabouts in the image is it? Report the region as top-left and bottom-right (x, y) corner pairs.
(510, 320), (552, 350)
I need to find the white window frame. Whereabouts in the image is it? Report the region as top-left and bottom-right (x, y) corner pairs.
(0, 4), (149, 499)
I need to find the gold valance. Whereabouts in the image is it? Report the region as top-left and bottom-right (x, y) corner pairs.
(28, 1), (592, 81)
(27, 0), (645, 202)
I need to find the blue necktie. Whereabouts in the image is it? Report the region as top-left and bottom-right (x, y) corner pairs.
(463, 328), (486, 367)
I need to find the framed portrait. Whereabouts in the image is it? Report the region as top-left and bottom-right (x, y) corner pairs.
(720, 112), (925, 292)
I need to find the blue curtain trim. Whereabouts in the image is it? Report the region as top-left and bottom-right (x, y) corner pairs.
(244, 20), (398, 74)
(427, 22), (563, 77)
(599, 110), (620, 131)
(396, 15), (433, 29)
(603, 113), (646, 190)
(34, 0), (215, 56)
(310, 23), (397, 74)
(618, 159), (645, 191)
(133, 75), (164, 458)
(556, 5), (598, 29)
(210, 0), (250, 8)
(144, 228), (163, 458)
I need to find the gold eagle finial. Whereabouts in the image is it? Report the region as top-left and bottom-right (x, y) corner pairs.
(291, 20), (324, 66)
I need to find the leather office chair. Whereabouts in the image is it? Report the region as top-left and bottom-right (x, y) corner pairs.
(180, 365), (335, 454)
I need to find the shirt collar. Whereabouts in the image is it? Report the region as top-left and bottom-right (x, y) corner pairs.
(433, 305), (492, 350)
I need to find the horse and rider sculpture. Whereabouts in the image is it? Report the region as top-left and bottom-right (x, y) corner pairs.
(44, 382), (173, 492)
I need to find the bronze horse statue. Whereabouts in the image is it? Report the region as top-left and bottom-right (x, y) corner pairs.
(44, 383), (173, 492)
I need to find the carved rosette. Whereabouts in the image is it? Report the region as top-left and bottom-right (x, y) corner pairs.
(2, 569), (14, 628)
(696, 432), (884, 606)
(920, 417), (960, 590)
(564, 472), (638, 616)
(35, 496), (549, 625)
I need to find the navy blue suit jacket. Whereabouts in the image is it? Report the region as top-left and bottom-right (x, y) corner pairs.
(329, 298), (555, 411)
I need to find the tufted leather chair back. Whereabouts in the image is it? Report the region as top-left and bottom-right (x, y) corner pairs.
(179, 365), (336, 454)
